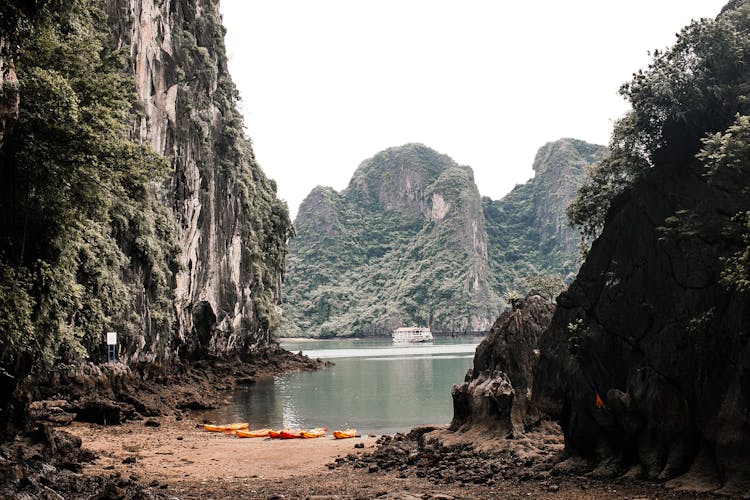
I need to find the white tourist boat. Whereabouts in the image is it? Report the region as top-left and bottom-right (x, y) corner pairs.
(391, 326), (434, 343)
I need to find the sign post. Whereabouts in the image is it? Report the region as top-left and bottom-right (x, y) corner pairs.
(106, 331), (117, 363)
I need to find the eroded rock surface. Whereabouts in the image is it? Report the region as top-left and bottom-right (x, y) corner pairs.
(532, 160), (750, 496)
(451, 294), (556, 436)
(104, 0), (292, 362)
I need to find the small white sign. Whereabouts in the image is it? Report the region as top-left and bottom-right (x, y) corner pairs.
(106, 331), (117, 345)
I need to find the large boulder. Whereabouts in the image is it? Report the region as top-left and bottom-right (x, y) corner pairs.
(451, 294), (556, 435)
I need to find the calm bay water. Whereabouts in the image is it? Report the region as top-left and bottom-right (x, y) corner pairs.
(203, 337), (482, 435)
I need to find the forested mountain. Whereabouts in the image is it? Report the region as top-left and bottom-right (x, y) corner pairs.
(484, 139), (606, 290)
(0, 0), (291, 430)
(282, 140), (604, 337)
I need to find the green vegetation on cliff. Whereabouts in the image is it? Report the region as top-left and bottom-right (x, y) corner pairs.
(282, 140), (604, 337)
(568, 0), (750, 297)
(484, 139), (606, 293)
(0, 0), (178, 373)
(0, 0), (292, 433)
(283, 145), (497, 337)
(569, 4), (750, 243)
(531, 4), (750, 491)
(165, 0), (293, 340)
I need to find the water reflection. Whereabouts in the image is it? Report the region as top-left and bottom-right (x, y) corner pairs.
(203, 337), (482, 435)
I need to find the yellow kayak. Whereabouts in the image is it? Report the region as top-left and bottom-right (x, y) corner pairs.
(302, 427), (327, 438)
(332, 429), (357, 439)
(236, 428), (272, 438)
(203, 422), (249, 432)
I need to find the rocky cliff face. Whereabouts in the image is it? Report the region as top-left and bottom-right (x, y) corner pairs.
(531, 160), (750, 495)
(453, 4), (750, 495)
(284, 144), (499, 336)
(451, 294), (556, 436)
(283, 140), (599, 337)
(106, 0), (292, 361)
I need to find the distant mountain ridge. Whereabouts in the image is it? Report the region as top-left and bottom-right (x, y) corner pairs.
(484, 138), (606, 290)
(282, 140), (606, 337)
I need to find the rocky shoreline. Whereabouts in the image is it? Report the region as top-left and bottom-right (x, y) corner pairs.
(326, 426), (722, 499)
(0, 347), (324, 499)
(28, 347), (326, 427)
(7, 415), (723, 500)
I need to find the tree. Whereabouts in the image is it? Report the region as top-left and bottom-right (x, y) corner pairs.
(698, 114), (750, 292)
(521, 274), (567, 301)
(569, 6), (750, 240)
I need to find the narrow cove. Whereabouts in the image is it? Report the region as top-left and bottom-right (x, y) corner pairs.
(203, 337), (483, 435)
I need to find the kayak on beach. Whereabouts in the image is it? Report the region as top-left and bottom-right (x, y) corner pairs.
(266, 428), (328, 439)
(236, 428), (272, 438)
(332, 429), (357, 439)
(302, 427), (327, 438)
(279, 430), (305, 439)
(203, 422), (249, 432)
(268, 429), (289, 439)
(208, 425), (351, 440)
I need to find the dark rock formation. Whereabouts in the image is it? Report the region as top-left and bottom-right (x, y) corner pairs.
(0, 425), (164, 498)
(23, 347), (324, 426)
(328, 426), (563, 489)
(451, 294), (556, 435)
(450, 159), (749, 496)
(451, 370), (515, 436)
(448, 4), (750, 496)
(532, 159), (750, 495)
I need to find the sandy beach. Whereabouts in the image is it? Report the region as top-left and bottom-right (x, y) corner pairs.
(62, 416), (712, 499)
(69, 417), (377, 483)
(66, 417), (459, 498)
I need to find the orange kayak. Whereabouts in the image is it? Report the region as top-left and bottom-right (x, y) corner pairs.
(302, 427), (327, 438)
(203, 422), (249, 432)
(268, 429), (289, 439)
(280, 430), (304, 439)
(332, 429), (357, 439)
(236, 428), (271, 438)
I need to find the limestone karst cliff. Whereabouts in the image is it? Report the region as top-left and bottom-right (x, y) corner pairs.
(451, 293), (556, 437)
(0, 0), (291, 431)
(484, 139), (606, 286)
(531, 4), (750, 493)
(283, 144), (499, 336)
(105, 0), (293, 361)
(283, 140), (602, 337)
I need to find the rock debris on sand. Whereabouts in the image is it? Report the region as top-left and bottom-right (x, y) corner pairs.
(45, 417), (721, 499)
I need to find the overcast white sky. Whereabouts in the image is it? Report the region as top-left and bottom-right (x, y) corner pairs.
(220, 1), (728, 219)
